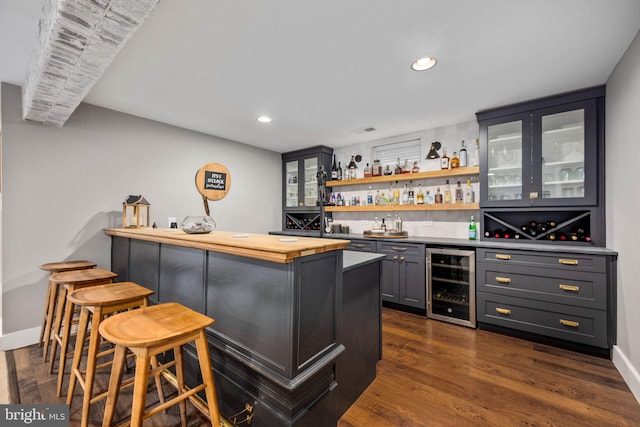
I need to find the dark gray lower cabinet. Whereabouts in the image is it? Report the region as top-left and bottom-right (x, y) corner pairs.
(476, 247), (616, 350)
(378, 241), (426, 309)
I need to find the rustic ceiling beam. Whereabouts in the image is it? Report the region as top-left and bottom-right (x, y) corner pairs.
(22, 0), (161, 126)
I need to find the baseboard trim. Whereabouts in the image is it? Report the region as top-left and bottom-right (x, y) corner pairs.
(0, 326), (39, 351)
(612, 345), (640, 405)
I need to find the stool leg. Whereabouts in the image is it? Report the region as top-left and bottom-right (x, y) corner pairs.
(49, 287), (68, 374)
(195, 329), (221, 427)
(42, 282), (58, 361)
(57, 298), (76, 397)
(130, 349), (151, 427)
(174, 346), (187, 427)
(66, 306), (91, 404)
(150, 355), (165, 405)
(102, 344), (127, 427)
(40, 280), (53, 347)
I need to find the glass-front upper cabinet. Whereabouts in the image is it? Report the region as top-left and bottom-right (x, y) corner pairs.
(478, 92), (600, 208)
(486, 116), (529, 204)
(282, 146), (333, 210)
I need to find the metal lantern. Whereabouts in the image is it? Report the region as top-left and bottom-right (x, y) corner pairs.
(122, 195), (150, 228)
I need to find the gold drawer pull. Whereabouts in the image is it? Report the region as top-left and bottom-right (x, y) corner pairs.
(495, 254), (511, 260)
(495, 308), (511, 315)
(351, 243), (366, 248)
(560, 319), (580, 328)
(392, 247), (408, 252)
(559, 258), (579, 265)
(495, 277), (512, 284)
(559, 284), (580, 292)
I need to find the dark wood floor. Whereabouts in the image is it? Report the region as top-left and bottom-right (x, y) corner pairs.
(9, 308), (640, 426)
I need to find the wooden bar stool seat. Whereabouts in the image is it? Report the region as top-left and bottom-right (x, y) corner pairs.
(48, 268), (118, 397)
(39, 260), (97, 362)
(99, 302), (222, 427)
(66, 282), (156, 427)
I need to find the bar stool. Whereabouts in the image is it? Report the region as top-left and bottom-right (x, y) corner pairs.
(99, 302), (221, 427)
(66, 282), (156, 427)
(39, 260), (97, 362)
(49, 268), (118, 396)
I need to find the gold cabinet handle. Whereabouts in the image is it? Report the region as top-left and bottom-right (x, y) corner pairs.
(400, 256), (405, 262)
(559, 284), (580, 292)
(495, 307), (511, 315)
(559, 258), (579, 265)
(351, 243), (366, 248)
(393, 256), (398, 261)
(495, 277), (512, 284)
(495, 254), (511, 260)
(560, 319), (580, 328)
(392, 247), (408, 252)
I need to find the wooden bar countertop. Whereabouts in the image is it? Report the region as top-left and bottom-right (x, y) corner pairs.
(104, 228), (350, 264)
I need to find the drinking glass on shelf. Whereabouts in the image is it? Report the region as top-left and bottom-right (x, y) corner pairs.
(574, 167), (585, 181)
(577, 186), (585, 197)
(559, 168), (572, 181)
(562, 188), (575, 198)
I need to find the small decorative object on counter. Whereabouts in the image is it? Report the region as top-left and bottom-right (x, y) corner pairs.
(180, 215), (216, 234)
(122, 195), (150, 228)
(469, 216), (477, 240)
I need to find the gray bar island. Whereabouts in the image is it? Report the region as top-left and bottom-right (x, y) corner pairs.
(104, 228), (383, 426)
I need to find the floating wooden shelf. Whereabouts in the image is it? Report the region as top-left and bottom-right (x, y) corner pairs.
(325, 166), (479, 187)
(325, 203), (480, 212)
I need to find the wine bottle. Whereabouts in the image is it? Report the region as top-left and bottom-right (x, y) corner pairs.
(331, 154), (338, 179)
(337, 162), (343, 180)
(484, 229), (493, 238)
(459, 140), (468, 167)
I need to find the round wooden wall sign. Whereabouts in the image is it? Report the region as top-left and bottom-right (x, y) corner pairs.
(195, 162), (231, 201)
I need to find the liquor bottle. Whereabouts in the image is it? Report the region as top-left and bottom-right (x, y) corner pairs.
(425, 189), (434, 204)
(455, 181), (463, 203)
(464, 179), (475, 203)
(364, 163), (372, 178)
(372, 159), (382, 177)
(394, 157), (403, 175)
(407, 181), (415, 204)
(412, 161), (420, 173)
(440, 148), (450, 170)
(459, 140), (468, 167)
(402, 159), (411, 174)
(434, 187), (443, 204)
(381, 218), (386, 231)
(402, 184), (409, 205)
(367, 186), (373, 205)
(375, 189), (382, 205)
(393, 181), (400, 205)
(331, 154), (338, 180)
(416, 184), (424, 204)
(337, 162), (343, 180)
(383, 165), (393, 175)
(450, 152), (460, 169)
(468, 216), (477, 240)
(444, 179), (452, 204)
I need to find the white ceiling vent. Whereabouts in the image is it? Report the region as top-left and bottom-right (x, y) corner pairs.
(350, 126), (376, 135)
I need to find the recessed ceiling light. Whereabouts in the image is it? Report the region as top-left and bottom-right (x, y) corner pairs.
(411, 56), (437, 71)
(257, 115), (272, 123)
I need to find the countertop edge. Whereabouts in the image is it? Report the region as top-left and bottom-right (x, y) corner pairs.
(343, 251), (386, 272)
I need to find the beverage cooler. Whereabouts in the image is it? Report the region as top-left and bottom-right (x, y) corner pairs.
(427, 248), (476, 328)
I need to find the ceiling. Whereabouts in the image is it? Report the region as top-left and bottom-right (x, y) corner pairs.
(2, 1), (640, 153)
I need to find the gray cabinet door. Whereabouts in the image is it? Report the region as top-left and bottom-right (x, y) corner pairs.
(399, 255), (425, 308)
(377, 241), (425, 309)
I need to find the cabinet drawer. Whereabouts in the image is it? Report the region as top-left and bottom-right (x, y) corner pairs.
(347, 239), (377, 252)
(477, 264), (607, 310)
(377, 242), (425, 258)
(477, 292), (607, 348)
(477, 248), (606, 273)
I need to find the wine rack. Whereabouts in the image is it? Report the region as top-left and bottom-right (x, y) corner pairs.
(481, 209), (599, 245)
(284, 212), (323, 233)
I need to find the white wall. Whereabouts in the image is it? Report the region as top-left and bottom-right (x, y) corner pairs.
(0, 82), (282, 348)
(606, 30), (640, 402)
